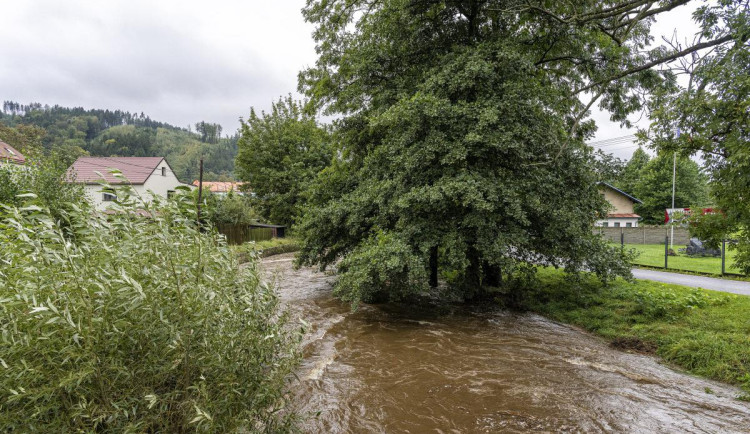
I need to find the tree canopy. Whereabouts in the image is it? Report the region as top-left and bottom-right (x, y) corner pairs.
(632, 153), (709, 224)
(235, 96), (332, 227)
(293, 0), (723, 304)
(646, 0), (749, 271)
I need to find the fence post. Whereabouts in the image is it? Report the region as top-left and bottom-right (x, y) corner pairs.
(722, 240), (726, 276)
(664, 236), (669, 269)
(620, 230), (624, 249)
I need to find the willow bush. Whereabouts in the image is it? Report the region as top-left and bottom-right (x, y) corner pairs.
(0, 187), (301, 432)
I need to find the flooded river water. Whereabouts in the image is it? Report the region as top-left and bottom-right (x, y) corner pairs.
(262, 254), (750, 433)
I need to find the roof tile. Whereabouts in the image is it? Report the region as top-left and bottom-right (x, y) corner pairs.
(607, 213), (641, 218)
(67, 157), (165, 184)
(0, 140), (26, 164)
(191, 181), (249, 193)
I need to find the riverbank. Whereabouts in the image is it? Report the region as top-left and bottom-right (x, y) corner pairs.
(233, 238), (300, 262)
(506, 268), (750, 398)
(265, 254), (750, 432)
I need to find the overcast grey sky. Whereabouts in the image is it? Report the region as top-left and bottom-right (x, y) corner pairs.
(1, 1), (700, 160)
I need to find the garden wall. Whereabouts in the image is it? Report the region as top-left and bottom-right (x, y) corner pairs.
(594, 226), (690, 245)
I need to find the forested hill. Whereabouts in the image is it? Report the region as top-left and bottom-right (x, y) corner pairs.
(0, 101), (237, 181)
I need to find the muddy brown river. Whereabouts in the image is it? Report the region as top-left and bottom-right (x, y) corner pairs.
(261, 254), (750, 433)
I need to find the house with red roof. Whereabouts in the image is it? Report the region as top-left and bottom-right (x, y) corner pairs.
(596, 181), (643, 228)
(66, 157), (192, 210)
(0, 140), (26, 165)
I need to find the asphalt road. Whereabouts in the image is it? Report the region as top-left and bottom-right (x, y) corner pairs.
(632, 268), (750, 296)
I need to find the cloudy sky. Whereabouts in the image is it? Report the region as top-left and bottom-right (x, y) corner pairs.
(1, 1), (700, 159)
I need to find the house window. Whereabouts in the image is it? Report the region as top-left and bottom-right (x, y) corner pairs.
(161, 167), (166, 176)
(614, 222), (621, 228)
(626, 222), (633, 227)
(167, 190), (175, 199)
(102, 192), (117, 202)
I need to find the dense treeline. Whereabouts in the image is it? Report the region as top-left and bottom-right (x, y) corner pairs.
(0, 101), (237, 181)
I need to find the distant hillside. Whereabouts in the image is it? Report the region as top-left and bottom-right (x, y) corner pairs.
(0, 101), (237, 181)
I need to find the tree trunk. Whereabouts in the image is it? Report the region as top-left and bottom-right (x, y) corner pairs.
(484, 262), (502, 287)
(429, 245), (439, 288)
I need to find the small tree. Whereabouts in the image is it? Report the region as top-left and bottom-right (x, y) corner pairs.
(235, 96), (331, 227)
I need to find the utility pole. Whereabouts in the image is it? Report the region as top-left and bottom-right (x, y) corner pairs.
(197, 158), (204, 226)
(670, 127), (679, 250)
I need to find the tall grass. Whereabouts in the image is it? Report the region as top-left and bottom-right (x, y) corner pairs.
(0, 187), (302, 432)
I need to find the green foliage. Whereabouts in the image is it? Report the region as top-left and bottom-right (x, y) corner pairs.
(631, 153), (709, 224)
(0, 155), (84, 226)
(592, 149), (626, 185)
(688, 212), (734, 250)
(1, 102), (238, 182)
(235, 96), (332, 227)
(647, 1), (750, 273)
(617, 147), (651, 194)
(195, 122), (223, 144)
(196, 190), (259, 226)
(0, 122), (46, 156)
(334, 231), (429, 307)
(0, 186), (301, 432)
(513, 268), (750, 394)
(296, 1), (663, 304)
(211, 193), (259, 226)
(630, 286), (730, 321)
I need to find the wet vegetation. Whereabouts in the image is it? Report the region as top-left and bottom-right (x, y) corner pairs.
(506, 268), (750, 397)
(0, 165), (302, 432)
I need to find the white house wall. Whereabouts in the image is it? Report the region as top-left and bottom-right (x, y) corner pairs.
(84, 160), (190, 210)
(595, 218), (640, 228)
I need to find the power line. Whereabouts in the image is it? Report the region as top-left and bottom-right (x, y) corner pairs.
(601, 144), (641, 151)
(586, 134), (638, 147)
(588, 135), (636, 144)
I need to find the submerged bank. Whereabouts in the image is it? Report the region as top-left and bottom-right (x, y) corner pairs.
(261, 254), (750, 433)
(514, 268), (750, 398)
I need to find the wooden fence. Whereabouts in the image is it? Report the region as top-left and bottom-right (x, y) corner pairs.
(216, 224), (273, 245)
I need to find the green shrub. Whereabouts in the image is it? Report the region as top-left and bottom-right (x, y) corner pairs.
(0, 191), (301, 432)
(0, 156), (83, 227)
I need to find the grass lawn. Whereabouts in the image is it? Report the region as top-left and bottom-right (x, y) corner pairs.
(612, 243), (743, 275)
(507, 268), (750, 398)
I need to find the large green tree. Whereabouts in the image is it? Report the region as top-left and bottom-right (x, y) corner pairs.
(647, 0), (749, 272)
(235, 96), (332, 227)
(294, 0), (725, 304)
(618, 147), (651, 194)
(632, 153), (709, 224)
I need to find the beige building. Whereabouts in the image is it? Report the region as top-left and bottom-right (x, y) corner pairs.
(596, 182), (642, 228)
